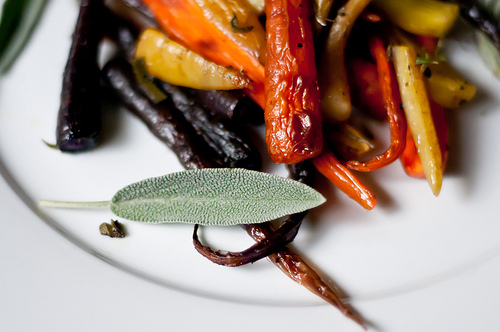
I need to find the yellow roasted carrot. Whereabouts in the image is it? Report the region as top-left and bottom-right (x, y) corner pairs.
(425, 63), (476, 108)
(142, 0), (265, 86)
(392, 45), (443, 196)
(372, 0), (459, 37)
(136, 29), (251, 90)
(393, 30), (476, 108)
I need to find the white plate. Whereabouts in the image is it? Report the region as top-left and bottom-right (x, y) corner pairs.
(2, 0), (500, 331)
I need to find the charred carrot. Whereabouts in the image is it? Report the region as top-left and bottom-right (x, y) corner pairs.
(346, 37), (407, 172)
(265, 0), (323, 164)
(141, 0), (265, 90)
(313, 150), (376, 210)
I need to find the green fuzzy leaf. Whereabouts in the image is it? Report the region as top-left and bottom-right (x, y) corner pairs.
(110, 168), (326, 226)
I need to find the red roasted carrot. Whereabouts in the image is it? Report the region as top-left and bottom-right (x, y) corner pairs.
(348, 58), (387, 121)
(346, 36), (407, 172)
(313, 150), (376, 210)
(265, 0), (323, 164)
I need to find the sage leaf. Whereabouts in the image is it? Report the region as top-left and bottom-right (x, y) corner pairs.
(110, 168), (326, 226)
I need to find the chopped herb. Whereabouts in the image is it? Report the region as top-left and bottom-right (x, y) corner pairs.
(416, 57), (440, 65)
(230, 13), (254, 33)
(99, 220), (125, 238)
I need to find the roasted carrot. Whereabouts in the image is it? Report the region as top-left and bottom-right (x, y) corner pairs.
(346, 36), (407, 172)
(141, 0), (265, 94)
(265, 0), (323, 164)
(392, 44), (443, 196)
(400, 99), (448, 178)
(313, 150), (376, 210)
(318, 0), (372, 123)
(244, 221), (366, 327)
(348, 58), (387, 121)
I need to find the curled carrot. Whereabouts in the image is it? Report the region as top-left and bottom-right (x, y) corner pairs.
(313, 150), (376, 210)
(346, 36), (407, 172)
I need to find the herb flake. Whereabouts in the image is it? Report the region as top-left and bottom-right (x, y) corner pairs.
(230, 13), (254, 33)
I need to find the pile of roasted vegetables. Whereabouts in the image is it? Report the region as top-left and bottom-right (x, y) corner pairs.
(4, 0), (500, 326)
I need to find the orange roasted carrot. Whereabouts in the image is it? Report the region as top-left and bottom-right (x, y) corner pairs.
(313, 150), (376, 210)
(346, 36), (407, 172)
(265, 0), (323, 164)
(141, 0), (265, 104)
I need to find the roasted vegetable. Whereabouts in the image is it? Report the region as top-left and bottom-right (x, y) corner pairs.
(392, 45), (443, 196)
(141, 0), (265, 86)
(56, 0), (104, 152)
(425, 62), (476, 108)
(400, 100), (448, 178)
(156, 80), (262, 170)
(313, 150), (377, 209)
(193, 216), (303, 266)
(136, 29), (252, 90)
(184, 88), (264, 124)
(348, 58), (388, 122)
(102, 57), (221, 170)
(372, 0), (460, 37)
(346, 36), (407, 172)
(264, 0), (323, 164)
(319, 0), (372, 123)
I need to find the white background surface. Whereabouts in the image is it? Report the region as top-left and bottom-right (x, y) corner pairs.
(2, 173), (500, 332)
(2, 0), (500, 331)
